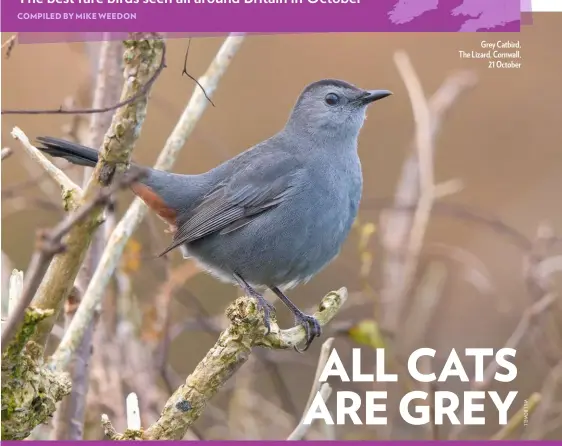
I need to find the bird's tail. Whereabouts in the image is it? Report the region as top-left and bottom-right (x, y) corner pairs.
(35, 136), (99, 168)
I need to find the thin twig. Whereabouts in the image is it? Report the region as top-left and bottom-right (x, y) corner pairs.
(287, 337), (335, 440)
(287, 384), (332, 441)
(370, 199), (533, 252)
(2, 34), (17, 58)
(11, 127), (83, 208)
(1, 147), (13, 160)
(305, 338), (335, 420)
(426, 243), (494, 296)
(1, 40), (166, 116)
(7, 270), (24, 319)
(1, 252), (15, 318)
(182, 38), (215, 107)
(112, 266), (168, 431)
(155, 34), (244, 172)
(395, 51), (434, 193)
(536, 255), (562, 281)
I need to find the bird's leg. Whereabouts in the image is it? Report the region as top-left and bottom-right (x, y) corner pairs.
(233, 273), (275, 335)
(270, 287), (321, 352)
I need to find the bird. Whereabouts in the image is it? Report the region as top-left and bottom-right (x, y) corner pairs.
(35, 79), (392, 351)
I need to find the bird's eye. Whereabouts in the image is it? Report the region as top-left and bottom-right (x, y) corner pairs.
(325, 93), (340, 106)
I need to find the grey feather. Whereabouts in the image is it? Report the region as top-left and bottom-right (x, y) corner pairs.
(159, 154), (304, 256)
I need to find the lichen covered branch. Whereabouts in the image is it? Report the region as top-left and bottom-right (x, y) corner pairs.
(1, 307), (71, 440)
(29, 34), (164, 346)
(102, 288), (347, 440)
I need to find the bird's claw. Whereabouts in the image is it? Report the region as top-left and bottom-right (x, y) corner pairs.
(254, 295), (276, 335)
(294, 313), (322, 353)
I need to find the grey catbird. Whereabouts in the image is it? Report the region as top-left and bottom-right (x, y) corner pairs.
(36, 79), (392, 351)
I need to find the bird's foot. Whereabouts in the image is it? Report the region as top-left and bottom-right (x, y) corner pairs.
(293, 312), (322, 353)
(250, 291), (276, 335)
(233, 274), (276, 335)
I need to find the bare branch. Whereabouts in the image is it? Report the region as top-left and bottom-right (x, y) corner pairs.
(1, 147), (13, 160)
(394, 51), (434, 192)
(381, 51), (440, 335)
(1, 252), (15, 317)
(11, 127), (82, 210)
(2, 34), (17, 58)
(287, 337), (335, 440)
(379, 55), (476, 337)
(288, 384), (332, 441)
(536, 255), (562, 280)
(8, 270), (25, 319)
(48, 34), (245, 373)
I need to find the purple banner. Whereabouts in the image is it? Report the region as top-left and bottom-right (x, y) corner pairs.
(4, 443), (562, 445)
(1, 0), (521, 38)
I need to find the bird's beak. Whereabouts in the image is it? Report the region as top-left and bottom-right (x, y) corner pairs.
(360, 90), (393, 105)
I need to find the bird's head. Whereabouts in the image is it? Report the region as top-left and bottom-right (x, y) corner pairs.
(286, 79), (392, 141)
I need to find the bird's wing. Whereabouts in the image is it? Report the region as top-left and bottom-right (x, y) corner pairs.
(158, 154), (304, 257)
